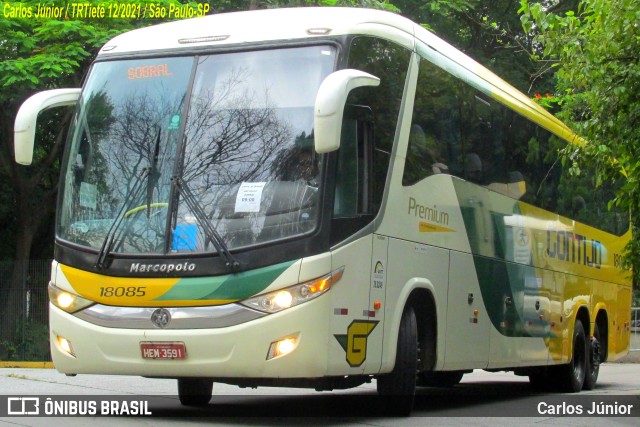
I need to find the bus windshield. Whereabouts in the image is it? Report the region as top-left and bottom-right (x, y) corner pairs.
(58, 45), (336, 256)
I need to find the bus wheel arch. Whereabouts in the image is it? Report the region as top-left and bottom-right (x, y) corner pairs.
(594, 310), (608, 362)
(376, 288), (435, 415)
(408, 288), (437, 373)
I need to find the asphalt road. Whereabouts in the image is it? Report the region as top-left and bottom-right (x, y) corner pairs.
(0, 363), (639, 426)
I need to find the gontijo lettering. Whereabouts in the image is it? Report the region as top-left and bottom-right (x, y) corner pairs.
(546, 229), (602, 269)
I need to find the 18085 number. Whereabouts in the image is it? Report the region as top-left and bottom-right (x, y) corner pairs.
(99, 286), (146, 297)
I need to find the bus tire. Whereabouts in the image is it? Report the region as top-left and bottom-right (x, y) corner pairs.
(376, 304), (418, 416)
(177, 378), (213, 406)
(583, 322), (601, 390)
(418, 371), (464, 388)
(556, 319), (588, 392)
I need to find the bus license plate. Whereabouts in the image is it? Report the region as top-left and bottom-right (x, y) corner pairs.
(140, 342), (186, 360)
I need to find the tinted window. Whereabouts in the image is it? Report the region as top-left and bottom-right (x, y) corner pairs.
(347, 36), (411, 212)
(405, 56), (628, 235)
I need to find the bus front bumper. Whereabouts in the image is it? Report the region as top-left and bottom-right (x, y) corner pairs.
(49, 297), (330, 379)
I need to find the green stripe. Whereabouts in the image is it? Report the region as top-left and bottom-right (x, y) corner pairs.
(473, 255), (527, 337)
(155, 260), (297, 301)
(453, 180), (556, 338)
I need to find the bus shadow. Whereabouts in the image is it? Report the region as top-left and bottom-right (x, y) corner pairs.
(146, 379), (553, 422)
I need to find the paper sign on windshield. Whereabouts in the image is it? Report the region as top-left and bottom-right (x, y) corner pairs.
(235, 182), (266, 213)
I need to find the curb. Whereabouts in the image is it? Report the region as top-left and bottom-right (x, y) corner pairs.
(0, 362), (54, 368)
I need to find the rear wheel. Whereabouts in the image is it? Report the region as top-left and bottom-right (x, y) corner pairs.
(555, 319), (588, 392)
(177, 378), (213, 406)
(377, 305), (418, 416)
(583, 322), (601, 390)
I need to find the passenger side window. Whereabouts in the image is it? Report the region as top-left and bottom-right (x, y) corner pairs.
(330, 36), (411, 244)
(346, 36), (411, 212)
(403, 58), (460, 186)
(334, 106), (373, 217)
(404, 55), (628, 235)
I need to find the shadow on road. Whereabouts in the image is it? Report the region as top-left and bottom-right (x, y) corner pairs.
(145, 380), (552, 421)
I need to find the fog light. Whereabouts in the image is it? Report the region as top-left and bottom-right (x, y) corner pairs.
(267, 337), (298, 360)
(57, 336), (75, 357)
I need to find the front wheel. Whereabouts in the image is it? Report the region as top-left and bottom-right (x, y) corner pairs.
(376, 305), (418, 416)
(177, 378), (213, 406)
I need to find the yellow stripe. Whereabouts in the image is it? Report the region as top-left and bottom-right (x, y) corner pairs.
(419, 221), (456, 233)
(476, 67), (581, 146)
(0, 361), (54, 368)
(61, 264), (179, 307)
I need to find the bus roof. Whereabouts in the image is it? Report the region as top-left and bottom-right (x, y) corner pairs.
(98, 7), (578, 145)
(98, 7), (416, 56)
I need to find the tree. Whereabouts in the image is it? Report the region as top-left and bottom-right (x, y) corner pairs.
(0, 0), (188, 341)
(520, 0), (640, 275)
(393, 0), (550, 94)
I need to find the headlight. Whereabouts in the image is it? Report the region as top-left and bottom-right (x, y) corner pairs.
(240, 267), (344, 314)
(48, 283), (95, 313)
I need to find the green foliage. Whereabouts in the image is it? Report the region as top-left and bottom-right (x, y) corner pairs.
(0, 0), (190, 94)
(0, 320), (50, 361)
(0, 0), (189, 260)
(393, 0), (546, 94)
(520, 0), (640, 276)
(243, 0), (399, 11)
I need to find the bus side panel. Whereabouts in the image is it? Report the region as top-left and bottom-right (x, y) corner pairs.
(380, 237), (450, 373)
(548, 270), (569, 364)
(549, 273), (591, 365)
(376, 175), (474, 254)
(590, 276), (630, 362)
(609, 285), (632, 361)
(471, 255), (553, 369)
(444, 251), (490, 370)
(325, 235), (382, 375)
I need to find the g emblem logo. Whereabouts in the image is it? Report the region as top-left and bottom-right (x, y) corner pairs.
(151, 308), (171, 328)
(334, 320), (379, 367)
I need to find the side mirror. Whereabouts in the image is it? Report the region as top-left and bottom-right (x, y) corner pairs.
(14, 88), (81, 165)
(314, 69), (379, 154)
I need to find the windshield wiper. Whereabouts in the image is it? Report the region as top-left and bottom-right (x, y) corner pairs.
(95, 167), (148, 269)
(171, 176), (241, 272)
(146, 126), (162, 218)
(95, 127), (162, 269)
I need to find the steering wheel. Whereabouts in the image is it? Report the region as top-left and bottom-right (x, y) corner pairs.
(124, 202), (169, 218)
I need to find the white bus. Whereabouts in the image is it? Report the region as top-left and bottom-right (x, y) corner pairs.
(15, 7), (632, 415)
